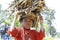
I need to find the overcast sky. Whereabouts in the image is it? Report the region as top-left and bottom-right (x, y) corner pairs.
(0, 0), (60, 32)
(45, 0), (60, 32)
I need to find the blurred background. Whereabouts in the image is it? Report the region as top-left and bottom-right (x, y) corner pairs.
(0, 0), (60, 40)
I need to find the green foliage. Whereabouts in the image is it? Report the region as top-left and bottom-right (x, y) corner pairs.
(0, 5), (9, 24)
(56, 33), (60, 38)
(42, 9), (56, 37)
(49, 26), (56, 37)
(0, 4), (1, 12)
(43, 23), (49, 33)
(4, 15), (13, 25)
(57, 34), (60, 38)
(15, 19), (21, 27)
(4, 15), (21, 27)
(44, 36), (54, 40)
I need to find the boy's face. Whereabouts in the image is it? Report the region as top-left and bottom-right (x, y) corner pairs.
(21, 18), (33, 29)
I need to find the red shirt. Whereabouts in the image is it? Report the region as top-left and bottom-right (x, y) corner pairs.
(7, 27), (45, 40)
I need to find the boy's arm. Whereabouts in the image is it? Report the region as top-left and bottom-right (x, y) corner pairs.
(7, 11), (19, 37)
(36, 15), (45, 40)
(9, 11), (19, 31)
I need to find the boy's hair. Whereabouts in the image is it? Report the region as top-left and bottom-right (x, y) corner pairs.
(19, 13), (37, 27)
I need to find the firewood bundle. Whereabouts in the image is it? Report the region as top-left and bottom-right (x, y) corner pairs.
(7, 0), (47, 28)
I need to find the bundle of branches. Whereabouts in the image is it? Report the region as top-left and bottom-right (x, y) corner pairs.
(7, 0), (48, 28)
(9, 0), (46, 12)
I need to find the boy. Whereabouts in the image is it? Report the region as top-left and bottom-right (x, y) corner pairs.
(7, 14), (45, 40)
